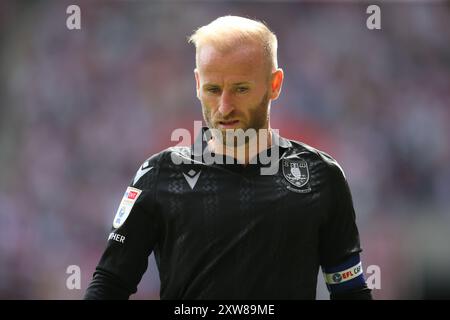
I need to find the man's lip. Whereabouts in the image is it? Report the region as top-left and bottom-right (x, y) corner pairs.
(217, 120), (240, 129)
(218, 120), (239, 125)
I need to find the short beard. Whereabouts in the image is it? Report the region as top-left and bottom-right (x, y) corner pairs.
(202, 91), (270, 148)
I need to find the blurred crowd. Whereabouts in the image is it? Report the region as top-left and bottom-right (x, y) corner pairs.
(0, 1), (449, 299)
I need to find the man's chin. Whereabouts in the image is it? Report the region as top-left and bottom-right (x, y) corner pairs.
(215, 127), (263, 147)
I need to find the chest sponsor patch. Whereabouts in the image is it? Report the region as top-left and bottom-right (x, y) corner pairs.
(112, 187), (142, 229)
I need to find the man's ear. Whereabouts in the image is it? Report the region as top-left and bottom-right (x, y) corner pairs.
(270, 68), (284, 101)
(194, 68), (200, 100)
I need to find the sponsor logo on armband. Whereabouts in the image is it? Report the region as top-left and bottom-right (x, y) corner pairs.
(324, 262), (363, 285)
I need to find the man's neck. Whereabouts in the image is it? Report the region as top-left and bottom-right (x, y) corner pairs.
(207, 128), (273, 165)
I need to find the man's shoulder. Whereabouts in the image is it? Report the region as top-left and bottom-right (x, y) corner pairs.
(139, 145), (194, 166)
(285, 138), (347, 180)
(131, 145), (194, 187)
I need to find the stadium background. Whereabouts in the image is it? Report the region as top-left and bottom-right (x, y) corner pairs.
(0, 0), (449, 299)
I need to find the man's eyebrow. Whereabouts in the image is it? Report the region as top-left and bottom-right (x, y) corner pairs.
(202, 83), (220, 87)
(202, 81), (252, 88)
(232, 82), (252, 86)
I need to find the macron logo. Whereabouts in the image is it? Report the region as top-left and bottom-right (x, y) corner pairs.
(183, 169), (201, 190)
(133, 161), (153, 186)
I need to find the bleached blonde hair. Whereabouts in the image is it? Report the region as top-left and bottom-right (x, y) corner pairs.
(188, 16), (278, 72)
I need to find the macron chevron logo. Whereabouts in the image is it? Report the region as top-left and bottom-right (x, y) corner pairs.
(182, 169), (201, 190)
(133, 161), (153, 186)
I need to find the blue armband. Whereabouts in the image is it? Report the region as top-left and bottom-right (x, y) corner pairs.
(322, 254), (366, 294)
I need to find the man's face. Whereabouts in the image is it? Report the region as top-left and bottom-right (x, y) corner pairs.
(194, 43), (273, 138)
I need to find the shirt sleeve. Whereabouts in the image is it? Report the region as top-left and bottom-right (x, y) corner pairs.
(318, 155), (372, 299)
(84, 156), (161, 300)
(319, 158), (362, 266)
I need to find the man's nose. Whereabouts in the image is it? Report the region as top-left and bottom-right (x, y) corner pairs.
(218, 91), (234, 116)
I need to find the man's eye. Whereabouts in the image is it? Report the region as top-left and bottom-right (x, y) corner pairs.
(206, 87), (220, 94)
(236, 87), (249, 93)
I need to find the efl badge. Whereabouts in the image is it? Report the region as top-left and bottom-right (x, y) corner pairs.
(113, 187), (142, 229)
(282, 156), (310, 192)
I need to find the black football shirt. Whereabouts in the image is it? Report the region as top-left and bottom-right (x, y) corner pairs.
(85, 128), (364, 299)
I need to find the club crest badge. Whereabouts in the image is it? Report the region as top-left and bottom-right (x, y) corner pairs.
(282, 157), (310, 192)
